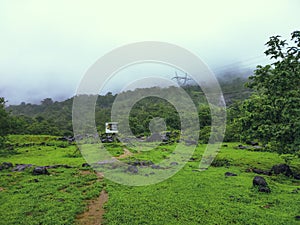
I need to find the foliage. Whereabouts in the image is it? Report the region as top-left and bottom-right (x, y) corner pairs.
(0, 97), (12, 149)
(233, 31), (300, 155)
(6, 80), (251, 139)
(0, 135), (103, 225)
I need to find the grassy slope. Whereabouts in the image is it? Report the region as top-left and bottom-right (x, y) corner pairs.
(1, 136), (300, 224)
(103, 143), (300, 225)
(0, 135), (103, 225)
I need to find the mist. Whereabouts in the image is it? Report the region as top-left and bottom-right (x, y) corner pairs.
(0, 0), (299, 105)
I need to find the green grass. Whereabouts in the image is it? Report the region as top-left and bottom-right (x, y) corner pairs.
(0, 135), (104, 225)
(102, 143), (300, 225)
(1, 136), (300, 224)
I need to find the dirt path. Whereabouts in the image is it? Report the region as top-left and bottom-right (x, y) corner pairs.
(76, 189), (108, 225)
(76, 148), (132, 224)
(76, 172), (107, 225)
(115, 148), (133, 159)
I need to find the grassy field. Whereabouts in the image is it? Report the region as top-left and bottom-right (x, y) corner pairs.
(1, 135), (300, 224)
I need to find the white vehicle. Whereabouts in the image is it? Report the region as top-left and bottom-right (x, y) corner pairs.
(105, 122), (118, 134)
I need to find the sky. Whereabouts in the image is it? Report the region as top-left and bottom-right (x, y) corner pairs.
(0, 0), (299, 105)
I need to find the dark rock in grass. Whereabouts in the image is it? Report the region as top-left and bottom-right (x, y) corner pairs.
(294, 174), (300, 180)
(1, 162), (13, 169)
(222, 144), (228, 147)
(246, 141), (259, 146)
(82, 163), (90, 167)
(34, 179), (39, 182)
(170, 162), (178, 166)
(252, 168), (272, 176)
(12, 164), (33, 172)
(147, 133), (162, 142)
(295, 216), (300, 221)
(253, 176), (268, 187)
(185, 140), (197, 146)
(225, 172), (237, 177)
(131, 160), (154, 167)
(237, 145), (247, 149)
(151, 164), (162, 169)
(271, 164), (293, 177)
(149, 172), (155, 175)
(126, 165), (138, 174)
(189, 157), (196, 161)
(32, 167), (49, 175)
(46, 164), (72, 169)
(258, 186), (271, 193)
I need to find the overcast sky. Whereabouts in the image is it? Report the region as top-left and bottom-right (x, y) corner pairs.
(0, 0), (299, 104)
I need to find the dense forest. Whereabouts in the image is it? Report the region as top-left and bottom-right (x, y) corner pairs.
(1, 31), (299, 156)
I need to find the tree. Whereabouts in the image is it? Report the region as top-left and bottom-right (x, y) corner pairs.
(0, 97), (11, 148)
(237, 31), (300, 155)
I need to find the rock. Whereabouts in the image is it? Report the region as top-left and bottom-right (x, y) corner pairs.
(258, 186), (271, 193)
(147, 133), (162, 142)
(246, 141), (259, 146)
(294, 174), (300, 180)
(126, 165), (138, 174)
(189, 157), (196, 161)
(1, 162), (13, 169)
(185, 140), (197, 146)
(46, 165), (72, 169)
(237, 145), (247, 149)
(12, 164), (33, 172)
(82, 163), (90, 167)
(130, 160), (154, 167)
(170, 162), (178, 166)
(32, 167), (49, 175)
(222, 144), (228, 147)
(253, 176), (268, 187)
(225, 172), (237, 177)
(151, 164), (161, 169)
(252, 168), (271, 176)
(295, 216), (300, 221)
(271, 164), (293, 177)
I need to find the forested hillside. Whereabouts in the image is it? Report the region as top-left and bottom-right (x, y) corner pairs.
(5, 78), (250, 138)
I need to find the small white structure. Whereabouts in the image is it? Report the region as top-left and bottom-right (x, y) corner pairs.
(105, 122), (118, 134)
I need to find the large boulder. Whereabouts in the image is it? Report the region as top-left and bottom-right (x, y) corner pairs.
(32, 167), (49, 175)
(253, 176), (268, 187)
(253, 176), (271, 193)
(271, 164), (293, 177)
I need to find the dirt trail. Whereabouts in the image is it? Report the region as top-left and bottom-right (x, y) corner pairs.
(115, 148), (133, 159)
(76, 172), (107, 225)
(76, 189), (108, 225)
(77, 148), (132, 224)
